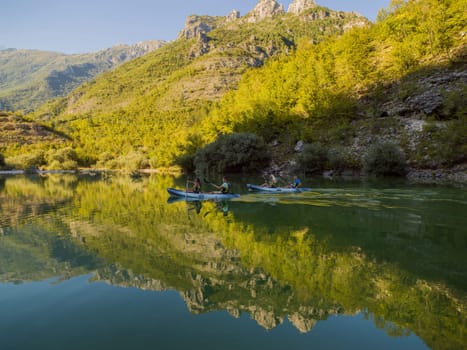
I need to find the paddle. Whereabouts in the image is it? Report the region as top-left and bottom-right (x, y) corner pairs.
(204, 178), (217, 188)
(185, 178), (190, 199)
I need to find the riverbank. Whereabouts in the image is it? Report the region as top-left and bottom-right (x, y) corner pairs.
(1, 164), (466, 186)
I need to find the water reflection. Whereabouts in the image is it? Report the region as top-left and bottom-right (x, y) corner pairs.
(173, 200), (230, 217)
(0, 174), (465, 350)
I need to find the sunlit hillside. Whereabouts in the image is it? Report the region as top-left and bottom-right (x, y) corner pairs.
(27, 4), (369, 167)
(1, 0), (465, 176)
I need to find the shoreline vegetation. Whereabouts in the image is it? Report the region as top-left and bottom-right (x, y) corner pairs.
(1, 165), (466, 185)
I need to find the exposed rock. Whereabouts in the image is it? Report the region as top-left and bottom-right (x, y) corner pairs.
(287, 0), (317, 15)
(246, 0), (284, 23)
(95, 40), (165, 63)
(407, 164), (467, 184)
(226, 10), (240, 22)
(380, 69), (467, 118)
(294, 140), (304, 152)
(189, 32), (211, 58)
(343, 15), (368, 30)
(288, 307), (319, 333)
(178, 15), (218, 40)
(249, 306), (284, 329)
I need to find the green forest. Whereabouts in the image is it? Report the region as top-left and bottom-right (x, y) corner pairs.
(1, 0), (466, 175)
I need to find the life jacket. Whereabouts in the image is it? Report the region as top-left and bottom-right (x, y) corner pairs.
(221, 182), (231, 194)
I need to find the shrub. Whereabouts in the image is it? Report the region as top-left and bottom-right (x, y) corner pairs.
(415, 118), (467, 167)
(175, 153), (196, 173)
(327, 146), (352, 172)
(96, 152), (115, 168)
(298, 143), (328, 173)
(440, 84), (467, 120)
(363, 142), (407, 176)
(149, 156), (160, 169)
(194, 133), (270, 174)
(95, 151), (149, 170)
(46, 147), (79, 170)
(0, 153), (5, 168)
(6, 151), (46, 170)
(116, 152), (149, 171)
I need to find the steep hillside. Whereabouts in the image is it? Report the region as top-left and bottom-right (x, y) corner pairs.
(0, 111), (68, 154)
(7, 0), (465, 179)
(197, 0), (466, 178)
(0, 40), (165, 112)
(0, 110), (72, 170)
(29, 0), (368, 166)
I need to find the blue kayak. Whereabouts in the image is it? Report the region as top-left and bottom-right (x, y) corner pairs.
(246, 184), (312, 193)
(167, 188), (240, 200)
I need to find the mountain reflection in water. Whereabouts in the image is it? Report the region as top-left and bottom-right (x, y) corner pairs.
(0, 174), (465, 350)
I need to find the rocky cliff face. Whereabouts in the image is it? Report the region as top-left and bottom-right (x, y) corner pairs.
(178, 15), (221, 40)
(246, 0), (284, 23)
(226, 10), (241, 22)
(94, 40), (165, 64)
(287, 0), (317, 14)
(177, 0), (367, 44)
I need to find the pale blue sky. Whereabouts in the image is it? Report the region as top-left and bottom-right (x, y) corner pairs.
(1, 0), (391, 54)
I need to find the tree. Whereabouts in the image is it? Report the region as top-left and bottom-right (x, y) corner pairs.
(194, 133), (271, 174)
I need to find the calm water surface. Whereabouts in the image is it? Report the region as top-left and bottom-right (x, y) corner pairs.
(0, 174), (465, 350)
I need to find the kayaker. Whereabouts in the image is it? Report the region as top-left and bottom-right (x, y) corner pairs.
(289, 175), (302, 188)
(261, 174), (277, 188)
(187, 178), (202, 193)
(214, 176), (230, 194)
(192, 178), (202, 193)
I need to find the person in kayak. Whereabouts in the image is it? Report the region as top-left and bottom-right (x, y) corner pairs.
(261, 174), (277, 188)
(289, 175), (302, 188)
(214, 177), (230, 194)
(187, 178), (202, 193)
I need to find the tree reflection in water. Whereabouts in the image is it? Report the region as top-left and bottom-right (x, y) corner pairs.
(0, 174), (465, 350)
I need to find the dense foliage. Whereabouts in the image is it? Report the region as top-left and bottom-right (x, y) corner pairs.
(202, 0), (466, 143)
(195, 0), (465, 174)
(298, 143), (328, 173)
(193, 133), (270, 174)
(362, 142), (407, 176)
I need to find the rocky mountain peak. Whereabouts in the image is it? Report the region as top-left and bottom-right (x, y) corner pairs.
(226, 10), (241, 22)
(246, 0), (284, 23)
(178, 15), (219, 40)
(287, 0), (317, 14)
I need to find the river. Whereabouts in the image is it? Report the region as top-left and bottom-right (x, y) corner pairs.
(0, 173), (465, 350)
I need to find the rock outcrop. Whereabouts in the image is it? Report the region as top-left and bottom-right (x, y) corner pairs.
(178, 15), (220, 40)
(226, 10), (241, 22)
(379, 69), (467, 118)
(246, 0), (284, 23)
(287, 0), (317, 15)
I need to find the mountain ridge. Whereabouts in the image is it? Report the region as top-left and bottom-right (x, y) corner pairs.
(23, 1), (368, 167)
(0, 40), (166, 112)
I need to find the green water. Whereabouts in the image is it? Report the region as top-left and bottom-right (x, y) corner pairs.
(0, 174), (465, 350)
